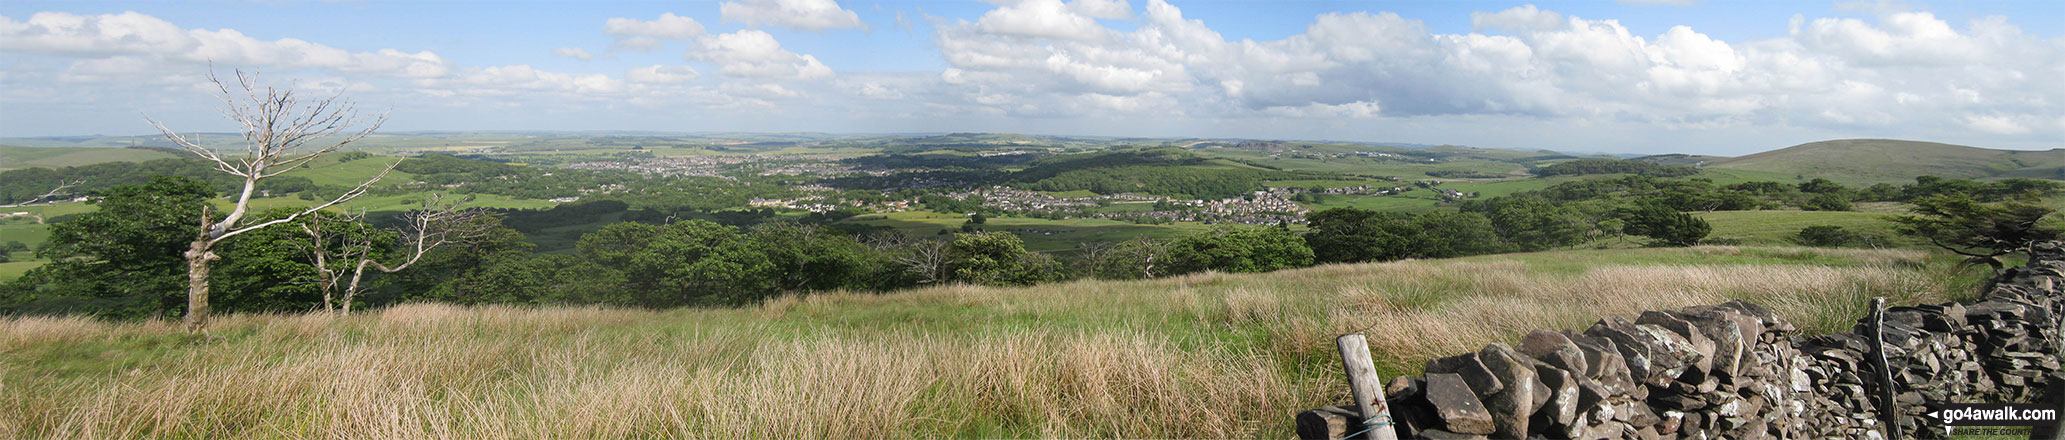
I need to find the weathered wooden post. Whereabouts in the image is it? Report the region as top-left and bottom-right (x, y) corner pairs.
(1336, 333), (1399, 440)
(1868, 297), (1903, 440)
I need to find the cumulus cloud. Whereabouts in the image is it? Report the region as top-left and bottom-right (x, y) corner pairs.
(627, 65), (700, 84)
(687, 30), (834, 80)
(0, 11), (449, 78)
(604, 12), (706, 51)
(975, 0), (1111, 41)
(552, 47), (596, 60)
(720, 0), (866, 31)
(930, 0), (2065, 142)
(1070, 0), (1133, 20)
(428, 64), (627, 95)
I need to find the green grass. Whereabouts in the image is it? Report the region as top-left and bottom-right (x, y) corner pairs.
(0, 145), (181, 171)
(1696, 209), (1914, 246)
(0, 245), (1989, 439)
(0, 259), (39, 280)
(278, 156), (419, 187)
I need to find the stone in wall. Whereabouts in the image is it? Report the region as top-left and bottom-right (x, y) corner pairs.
(1298, 241), (2065, 440)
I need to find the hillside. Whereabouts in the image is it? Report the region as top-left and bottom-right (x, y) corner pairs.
(1708, 139), (2065, 184)
(0, 245), (1987, 438)
(0, 145), (181, 171)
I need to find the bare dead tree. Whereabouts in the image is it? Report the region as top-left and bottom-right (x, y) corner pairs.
(867, 233), (950, 285)
(1113, 237), (1172, 279)
(300, 195), (488, 314)
(148, 69), (391, 332)
(0, 180), (83, 208)
(294, 210), (372, 314)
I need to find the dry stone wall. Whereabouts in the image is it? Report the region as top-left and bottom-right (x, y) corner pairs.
(1300, 242), (2065, 440)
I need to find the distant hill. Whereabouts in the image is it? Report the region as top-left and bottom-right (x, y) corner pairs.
(1632, 153), (1728, 167)
(0, 145), (182, 171)
(1707, 139), (2065, 184)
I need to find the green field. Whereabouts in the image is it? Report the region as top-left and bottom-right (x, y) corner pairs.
(0, 145), (182, 171)
(1696, 209), (1912, 246)
(0, 245), (1988, 438)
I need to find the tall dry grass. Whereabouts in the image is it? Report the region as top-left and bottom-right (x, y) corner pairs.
(0, 246), (1980, 439)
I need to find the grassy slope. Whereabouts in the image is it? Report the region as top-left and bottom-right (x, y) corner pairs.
(0, 146), (181, 171)
(1697, 210), (1913, 246)
(1709, 139), (2065, 185)
(0, 246), (1989, 439)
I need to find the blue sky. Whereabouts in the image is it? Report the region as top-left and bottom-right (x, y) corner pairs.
(2, 0), (2061, 155)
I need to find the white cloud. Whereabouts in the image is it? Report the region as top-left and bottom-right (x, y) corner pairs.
(855, 82), (904, 99)
(1966, 114), (2030, 135)
(604, 13), (706, 51)
(722, 82), (803, 98)
(1617, 0), (1696, 6)
(687, 30), (834, 80)
(0, 11), (449, 78)
(627, 65), (700, 84)
(975, 0), (1109, 41)
(1070, 0), (1133, 20)
(928, 0), (2065, 142)
(422, 64), (626, 96)
(552, 47), (595, 61)
(720, 0), (866, 31)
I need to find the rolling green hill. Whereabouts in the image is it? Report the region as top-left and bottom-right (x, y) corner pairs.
(1707, 139), (2065, 184)
(0, 145), (181, 171)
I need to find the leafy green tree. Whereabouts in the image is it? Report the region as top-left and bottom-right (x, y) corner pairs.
(1801, 193), (1854, 211)
(1303, 208), (1419, 263)
(4, 177), (210, 318)
(1468, 197), (1588, 251)
(1892, 194), (2061, 270)
(1795, 225), (1861, 247)
(747, 222), (874, 292)
(1166, 226), (1314, 274)
(210, 208), (329, 313)
(1797, 178), (1846, 194)
(578, 220), (776, 306)
(1620, 204), (1711, 247)
(945, 231), (1055, 286)
(1412, 211), (1510, 258)
(379, 213), (533, 306)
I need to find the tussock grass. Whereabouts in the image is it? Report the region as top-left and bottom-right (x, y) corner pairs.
(1, 246), (1987, 439)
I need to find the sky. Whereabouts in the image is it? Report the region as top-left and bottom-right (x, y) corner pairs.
(1, 0), (2061, 155)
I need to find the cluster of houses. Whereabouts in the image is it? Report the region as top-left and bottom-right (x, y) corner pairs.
(1431, 187), (1475, 200)
(943, 186), (1312, 226)
(941, 187), (1162, 212)
(564, 156), (757, 179)
(1284, 184), (1407, 196)
(748, 196), (914, 213)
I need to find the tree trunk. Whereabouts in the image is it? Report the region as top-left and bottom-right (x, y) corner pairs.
(183, 238), (217, 333)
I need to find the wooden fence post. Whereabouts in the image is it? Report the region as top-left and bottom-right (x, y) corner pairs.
(1868, 297), (1903, 440)
(1336, 334), (1399, 440)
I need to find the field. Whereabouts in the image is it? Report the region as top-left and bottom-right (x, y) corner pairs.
(1696, 210), (1912, 246)
(0, 245), (1989, 439)
(0, 146), (181, 171)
